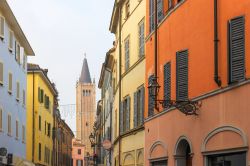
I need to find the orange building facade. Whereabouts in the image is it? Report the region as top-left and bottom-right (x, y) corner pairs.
(145, 0), (250, 166)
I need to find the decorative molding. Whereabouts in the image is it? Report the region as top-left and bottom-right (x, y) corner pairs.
(149, 140), (168, 159)
(201, 125), (248, 153)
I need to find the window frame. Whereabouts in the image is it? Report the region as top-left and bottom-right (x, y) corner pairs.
(138, 19), (145, 58)
(0, 15), (5, 39)
(8, 72), (13, 94)
(8, 29), (14, 52)
(124, 36), (130, 71)
(7, 113), (12, 136)
(16, 81), (20, 101)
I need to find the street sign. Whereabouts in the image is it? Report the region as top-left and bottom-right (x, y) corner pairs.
(102, 140), (112, 150)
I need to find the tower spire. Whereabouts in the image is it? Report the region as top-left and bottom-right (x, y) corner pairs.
(79, 54), (92, 83)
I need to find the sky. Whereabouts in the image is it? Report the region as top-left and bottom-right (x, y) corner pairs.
(8, 0), (115, 133)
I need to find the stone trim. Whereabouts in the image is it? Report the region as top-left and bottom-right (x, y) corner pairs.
(149, 140), (168, 160)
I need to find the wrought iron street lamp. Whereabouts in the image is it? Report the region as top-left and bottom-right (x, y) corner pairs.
(89, 132), (96, 147)
(148, 76), (201, 115)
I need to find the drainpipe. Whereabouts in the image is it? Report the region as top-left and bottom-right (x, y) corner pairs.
(32, 71), (35, 163)
(154, 0), (158, 78)
(214, 0), (221, 86)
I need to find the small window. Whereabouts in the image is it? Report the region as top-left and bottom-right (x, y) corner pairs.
(16, 120), (19, 139)
(22, 125), (25, 142)
(8, 73), (13, 93)
(125, 1), (130, 18)
(0, 16), (5, 39)
(78, 149), (81, 155)
(16, 82), (20, 101)
(38, 143), (41, 161)
(0, 62), (3, 85)
(8, 114), (11, 136)
(124, 37), (130, 71)
(9, 30), (14, 51)
(0, 108), (2, 131)
(39, 116), (41, 131)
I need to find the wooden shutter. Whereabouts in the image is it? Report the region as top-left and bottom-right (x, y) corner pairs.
(157, 0), (164, 22)
(23, 90), (25, 105)
(134, 91), (138, 128)
(148, 75), (155, 117)
(22, 125), (25, 142)
(38, 88), (41, 102)
(125, 38), (130, 71)
(176, 50), (188, 101)
(8, 114), (11, 135)
(0, 108), (2, 130)
(140, 87), (145, 125)
(229, 16), (245, 83)
(139, 21), (145, 57)
(0, 62), (3, 85)
(0, 16), (4, 38)
(16, 120), (18, 138)
(41, 89), (44, 103)
(9, 30), (14, 50)
(126, 97), (130, 131)
(164, 62), (171, 103)
(119, 102), (123, 134)
(8, 73), (12, 93)
(149, 0), (155, 32)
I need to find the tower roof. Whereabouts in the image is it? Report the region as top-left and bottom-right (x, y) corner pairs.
(79, 57), (92, 83)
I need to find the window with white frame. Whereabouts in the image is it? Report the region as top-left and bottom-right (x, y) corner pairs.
(8, 114), (11, 136)
(16, 81), (20, 101)
(8, 72), (13, 93)
(0, 62), (3, 85)
(9, 30), (14, 51)
(0, 16), (5, 39)
(16, 120), (19, 139)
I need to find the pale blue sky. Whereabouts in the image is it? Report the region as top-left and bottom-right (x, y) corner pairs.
(8, 0), (115, 133)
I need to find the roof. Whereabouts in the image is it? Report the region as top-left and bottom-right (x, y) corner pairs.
(0, 0), (35, 56)
(79, 58), (92, 84)
(27, 63), (58, 96)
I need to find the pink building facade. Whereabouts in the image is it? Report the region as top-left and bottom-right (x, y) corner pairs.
(72, 139), (85, 166)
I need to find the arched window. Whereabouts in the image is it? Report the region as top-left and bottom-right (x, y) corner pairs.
(175, 137), (193, 166)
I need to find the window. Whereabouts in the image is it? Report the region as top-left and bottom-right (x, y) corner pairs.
(45, 121), (47, 134)
(134, 87), (145, 128)
(176, 50), (188, 101)
(151, 160), (167, 166)
(164, 62), (171, 103)
(45, 95), (50, 109)
(0, 16), (5, 39)
(16, 82), (20, 101)
(23, 90), (26, 105)
(148, 75), (155, 117)
(22, 125), (25, 142)
(138, 20), (145, 58)
(9, 30), (14, 51)
(168, 0), (172, 10)
(23, 54), (26, 69)
(39, 116), (41, 131)
(47, 123), (51, 137)
(8, 114), (11, 136)
(124, 37), (130, 71)
(149, 0), (164, 32)
(8, 73), (13, 93)
(76, 160), (83, 166)
(16, 120), (19, 139)
(38, 143), (41, 161)
(78, 149), (81, 155)
(228, 16), (245, 83)
(0, 108), (2, 131)
(120, 96), (130, 134)
(15, 42), (21, 65)
(38, 88), (44, 103)
(125, 1), (130, 18)
(207, 152), (246, 166)
(177, 0), (183, 3)
(0, 62), (3, 85)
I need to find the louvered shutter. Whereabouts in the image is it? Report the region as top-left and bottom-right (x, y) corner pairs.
(8, 73), (12, 92)
(149, 0), (155, 32)
(148, 76), (154, 117)
(134, 92), (138, 128)
(157, 0), (164, 22)
(0, 16), (4, 38)
(38, 88), (41, 102)
(164, 62), (171, 103)
(119, 102), (123, 134)
(229, 16), (245, 83)
(140, 87), (145, 125)
(126, 97), (130, 131)
(176, 50), (188, 101)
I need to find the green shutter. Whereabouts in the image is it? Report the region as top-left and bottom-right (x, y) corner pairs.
(119, 102), (123, 134)
(134, 92), (138, 128)
(38, 87), (41, 102)
(140, 87), (145, 125)
(126, 97), (130, 131)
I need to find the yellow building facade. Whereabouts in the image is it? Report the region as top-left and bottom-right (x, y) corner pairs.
(27, 64), (57, 166)
(110, 0), (146, 165)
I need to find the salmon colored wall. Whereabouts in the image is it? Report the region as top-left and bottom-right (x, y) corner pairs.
(145, 0), (250, 117)
(145, 83), (250, 166)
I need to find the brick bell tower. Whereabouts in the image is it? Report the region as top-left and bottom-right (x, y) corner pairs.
(76, 55), (96, 156)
